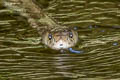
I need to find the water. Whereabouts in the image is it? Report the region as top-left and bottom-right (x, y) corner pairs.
(0, 0), (120, 80)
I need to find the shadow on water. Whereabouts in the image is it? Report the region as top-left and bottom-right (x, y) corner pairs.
(0, 0), (120, 80)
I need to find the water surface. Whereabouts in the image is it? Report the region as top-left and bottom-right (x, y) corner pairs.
(0, 0), (120, 80)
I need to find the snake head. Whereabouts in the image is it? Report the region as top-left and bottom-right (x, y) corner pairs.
(42, 29), (78, 50)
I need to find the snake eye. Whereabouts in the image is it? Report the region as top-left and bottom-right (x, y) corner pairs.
(48, 34), (52, 40)
(69, 32), (73, 38)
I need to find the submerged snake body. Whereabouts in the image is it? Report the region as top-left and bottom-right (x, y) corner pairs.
(3, 0), (78, 50)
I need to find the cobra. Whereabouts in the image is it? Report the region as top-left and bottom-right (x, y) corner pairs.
(3, 0), (78, 50)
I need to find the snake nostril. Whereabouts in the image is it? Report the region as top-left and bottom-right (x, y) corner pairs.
(60, 44), (63, 46)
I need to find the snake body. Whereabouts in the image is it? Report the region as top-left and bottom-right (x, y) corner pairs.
(3, 0), (78, 50)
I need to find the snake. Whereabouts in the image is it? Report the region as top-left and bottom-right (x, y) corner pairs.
(2, 0), (78, 50)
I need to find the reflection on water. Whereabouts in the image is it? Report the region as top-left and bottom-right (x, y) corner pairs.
(0, 0), (120, 80)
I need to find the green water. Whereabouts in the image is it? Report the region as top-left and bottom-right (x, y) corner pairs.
(0, 0), (120, 80)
